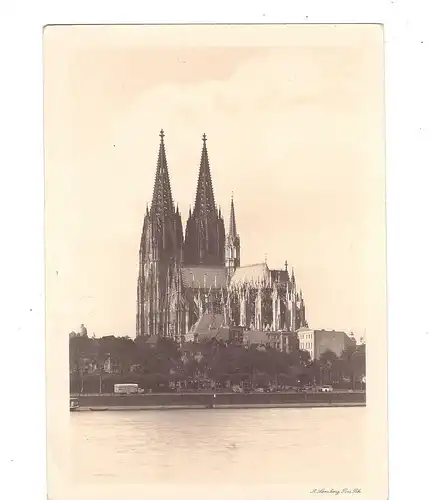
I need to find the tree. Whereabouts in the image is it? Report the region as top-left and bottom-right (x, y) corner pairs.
(255, 372), (270, 388)
(157, 337), (181, 361)
(299, 349), (312, 365)
(350, 349), (366, 389)
(286, 348), (311, 367)
(267, 349), (296, 383)
(305, 360), (321, 385)
(338, 344), (366, 388)
(319, 350), (338, 385)
(69, 334), (95, 372)
(230, 372), (250, 385)
(184, 359), (201, 380)
(69, 329), (367, 395)
(133, 338), (179, 376)
(277, 373), (290, 388)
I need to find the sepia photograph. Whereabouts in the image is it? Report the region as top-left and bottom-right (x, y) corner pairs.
(44, 24), (387, 500)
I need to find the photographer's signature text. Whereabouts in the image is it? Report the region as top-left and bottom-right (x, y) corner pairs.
(311, 488), (361, 495)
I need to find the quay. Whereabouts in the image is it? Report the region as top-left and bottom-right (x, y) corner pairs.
(77, 402), (365, 411)
(71, 390), (366, 411)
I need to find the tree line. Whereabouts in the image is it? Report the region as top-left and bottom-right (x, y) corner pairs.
(69, 331), (366, 393)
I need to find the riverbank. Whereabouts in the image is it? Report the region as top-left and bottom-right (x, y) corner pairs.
(72, 390), (365, 410)
(75, 402), (365, 411)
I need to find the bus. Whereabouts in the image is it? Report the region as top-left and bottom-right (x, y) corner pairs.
(114, 383), (139, 395)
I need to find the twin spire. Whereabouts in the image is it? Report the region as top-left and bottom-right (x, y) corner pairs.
(149, 129), (236, 223)
(193, 132), (217, 219)
(149, 130), (238, 267)
(150, 129), (174, 220)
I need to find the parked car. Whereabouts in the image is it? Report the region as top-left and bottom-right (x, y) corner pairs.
(320, 385), (333, 393)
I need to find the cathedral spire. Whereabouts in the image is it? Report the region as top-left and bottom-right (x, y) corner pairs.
(225, 193), (240, 278)
(229, 194), (238, 238)
(150, 129), (174, 219)
(183, 133), (225, 266)
(136, 130), (184, 339)
(193, 133), (216, 218)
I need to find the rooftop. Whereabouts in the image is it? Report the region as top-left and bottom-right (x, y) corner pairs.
(189, 313), (225, 335)
(182, 266), (227, 289)
(230, 263), (270, 287)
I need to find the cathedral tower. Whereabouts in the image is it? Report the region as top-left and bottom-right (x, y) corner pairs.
(183, 134), (226, 265)
(225, 195), (240, 278)
(136, 130), (184, 338)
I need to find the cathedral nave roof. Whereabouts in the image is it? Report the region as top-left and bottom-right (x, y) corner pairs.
(181, 265), (227, 289)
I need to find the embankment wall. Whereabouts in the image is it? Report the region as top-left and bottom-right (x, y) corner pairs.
(76, 391), (365, 408)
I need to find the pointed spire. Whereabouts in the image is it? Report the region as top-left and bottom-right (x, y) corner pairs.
(229, 194), (238, 238)
(193, 133), (216, 218)
(150, 129), (174, 219)
(291, 267), (296, 290)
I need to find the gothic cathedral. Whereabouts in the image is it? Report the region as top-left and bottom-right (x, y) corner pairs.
(136, 131), (308, 340)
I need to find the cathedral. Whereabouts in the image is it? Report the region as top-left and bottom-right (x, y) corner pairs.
(136, 130), (308, 340)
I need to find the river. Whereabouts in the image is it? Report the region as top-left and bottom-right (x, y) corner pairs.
(70, 407), (366, 487)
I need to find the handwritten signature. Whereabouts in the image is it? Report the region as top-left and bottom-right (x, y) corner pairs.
(311, 489), (361, 495)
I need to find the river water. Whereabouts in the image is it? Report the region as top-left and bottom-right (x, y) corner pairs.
(70, 407), (366, 487)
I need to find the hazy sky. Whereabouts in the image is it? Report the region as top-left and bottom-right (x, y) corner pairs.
(44, 25), (385, 339)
